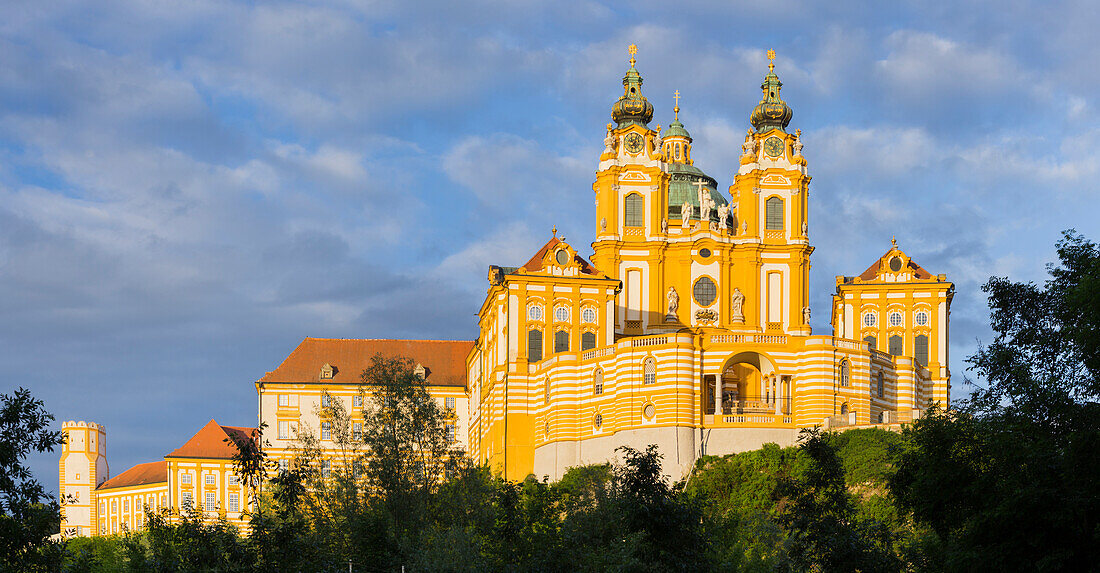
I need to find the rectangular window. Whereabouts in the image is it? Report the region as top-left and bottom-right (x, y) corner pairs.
(181, 492), (193, 508)
(914, 335), (929, 367)
(445, 424), (455, 444)
(123, 499), (129, 512)
(765, 197), (784, 230)
(353, 395), (362, 409)
(528, 329), (543, 362)
(445, 396), (456, 410)
(353, 422), (362, 440)
(205, 492), (216, 512)
(889, 335), (903, 356)
(321, 460), (331, 478)
(279, 459), (288, 471)
(321, 394), (331, 408)
(581, 332), (596, 351)
(321, 422), (332, 440)
(278, 394), (289, 407)
(228, 493), (240, 513)
(205, 474), (216, 485)
(181, 473), (192, 485)
(624, 193), (644, 227)
(228, 475), (239, 486)
(278, 421), (288, 439)
(554, 330), (569, 353)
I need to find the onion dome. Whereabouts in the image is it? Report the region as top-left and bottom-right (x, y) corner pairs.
(749, 50), (793, 133)
(611, 45), (654, 128)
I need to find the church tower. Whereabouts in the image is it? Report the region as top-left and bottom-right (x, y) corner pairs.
(59, 421), (108, 536)
(727, 50), (813, 335)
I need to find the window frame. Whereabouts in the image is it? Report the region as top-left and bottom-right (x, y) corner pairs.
(554, 329), (569, 353)
(643, 357), (656, 385)
(594, 369), (604, 395)
(528, 329), (543, 362)
(765, 196), (785, 230)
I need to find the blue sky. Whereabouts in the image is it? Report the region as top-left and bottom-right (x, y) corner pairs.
(7, 1), (1100, 491)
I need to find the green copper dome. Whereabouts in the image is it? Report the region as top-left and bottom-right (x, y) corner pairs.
(749, 59), (793, 133)
(611, 56), (654, 128)
(667, 162), (727, 220)
(663, 118), (690, 139)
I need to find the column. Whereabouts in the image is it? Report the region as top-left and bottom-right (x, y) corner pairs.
(714, 375), (722, 417)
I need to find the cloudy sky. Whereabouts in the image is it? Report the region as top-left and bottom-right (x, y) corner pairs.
(7, 0), (1099, 490)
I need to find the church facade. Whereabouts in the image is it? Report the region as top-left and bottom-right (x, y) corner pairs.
(466, 49), (953, 480)
(61, 48), (953, 535)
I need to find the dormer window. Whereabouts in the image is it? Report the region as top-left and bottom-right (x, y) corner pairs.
(413, 363), (428, 380)
(319, 364), (335, 380)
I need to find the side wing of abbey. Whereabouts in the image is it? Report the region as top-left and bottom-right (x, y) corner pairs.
(60, 49), (953, 536)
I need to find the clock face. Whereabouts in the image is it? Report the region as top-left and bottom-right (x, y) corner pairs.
(764, 136), (784, 157)
(624, 132), (644, 154)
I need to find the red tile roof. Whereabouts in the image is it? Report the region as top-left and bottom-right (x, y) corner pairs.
(97, 461), (166, 491)
(520, 237), (602, 276)
(258, 338), (474, 387)
(165, 419), (257, 460)
(858, 250), (934, 281)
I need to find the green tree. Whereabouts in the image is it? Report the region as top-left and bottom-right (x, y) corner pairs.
(0, 387), (65, 572)
(890, 230), (1100, 571)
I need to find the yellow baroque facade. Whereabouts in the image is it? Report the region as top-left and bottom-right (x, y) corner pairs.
(59, 419), (257, 536)
(468, 50), (953, 480)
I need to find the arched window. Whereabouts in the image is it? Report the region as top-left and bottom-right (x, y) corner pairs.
(914, 335), (929, 367)
(594, 369), (603, 395)
(528, 329), (543, 362)
(544, 377), (550, 403)
(594, 413), (603, 428)
(864, 335), (877, 350)
(889, 335), (903, 356)
(624, 193), (644, 227)
(840, 360), (850, 387)
(554, 330), (569, 353)
(675, 142), (681, 160)
(581, 331), (596, 351)
(643, 357), (656, 385)
(840, 403), (848, 416)
(765, 197), (784, 230)
(877, 372), (885, 398)
(877, 411), (885, 424)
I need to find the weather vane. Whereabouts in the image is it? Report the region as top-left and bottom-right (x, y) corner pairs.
(673, 90), (681, 120)
(767, 49), (776, 71)
(628, 44), (637, 68)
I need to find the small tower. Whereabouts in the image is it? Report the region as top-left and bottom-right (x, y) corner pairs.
(59, 421), (108, 537)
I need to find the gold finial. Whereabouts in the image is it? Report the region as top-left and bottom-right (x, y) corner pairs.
(767, 49), (776, 71)
(552, 225), (558, 238)
(628, 44), (637, 68)
(891, 236), (897, 248)
(673, 90), (681, 120)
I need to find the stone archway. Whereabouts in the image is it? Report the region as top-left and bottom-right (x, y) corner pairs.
(708, 351), (788, 416)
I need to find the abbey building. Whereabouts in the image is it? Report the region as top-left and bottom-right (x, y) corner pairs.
(60, 48), (953, 535)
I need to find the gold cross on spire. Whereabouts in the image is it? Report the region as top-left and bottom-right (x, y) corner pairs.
(552, 225), (558, 238)
(628, 44), (637, 67)
(673, 90), (681, 120)
(767, 49), (776, 71)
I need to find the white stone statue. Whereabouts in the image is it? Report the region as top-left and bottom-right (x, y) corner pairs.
(801, 221), (808, 236)
(803, 306), (811, 323)
(731, 287), (745, 323)
(742, 221), (748, 233)
(653, 125), (663, 152)
(793, 129), (803, 157)
(603, 123), (616, 153)
(661, 218), (668, 233)
(666, 286), (679, 316)
(699, 193), (712, 221)
(741, 129), (755, 157)
(681, 202), (692, 227)
(717, 204), (730, 231)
